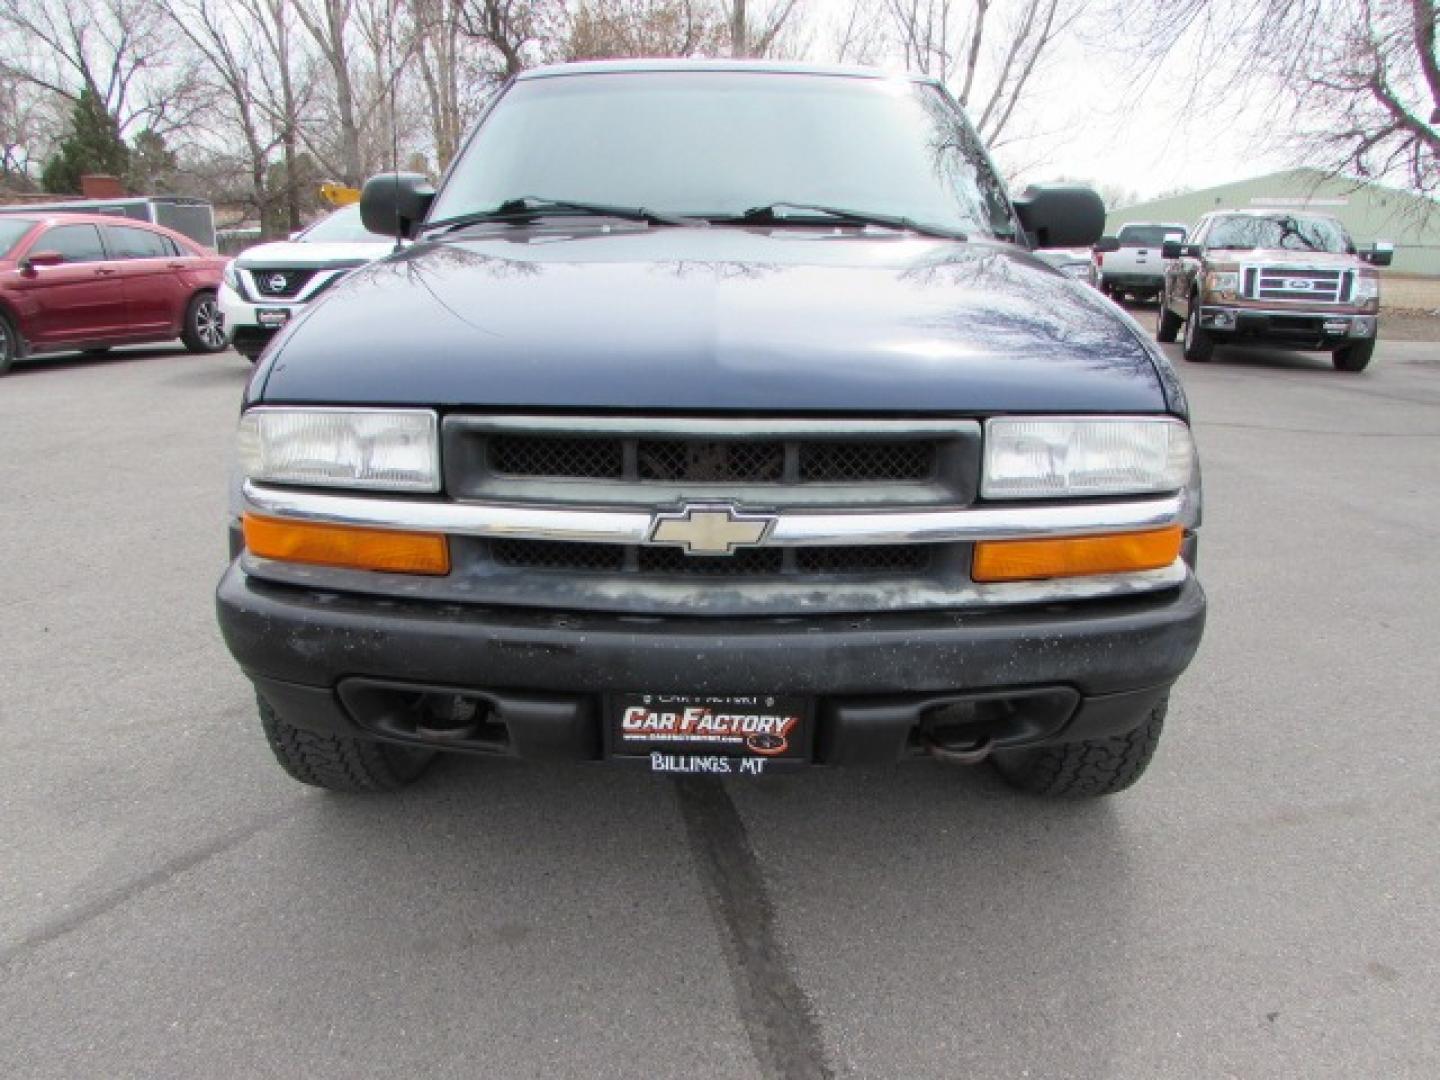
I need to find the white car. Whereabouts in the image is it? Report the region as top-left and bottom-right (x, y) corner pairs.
(219, 205), (395, 360)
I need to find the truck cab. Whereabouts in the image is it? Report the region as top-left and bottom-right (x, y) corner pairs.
(1095, 222), (1187, 302)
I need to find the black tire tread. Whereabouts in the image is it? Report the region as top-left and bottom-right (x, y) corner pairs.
(0, 312), (16, 375)
(992, 697), (1167, 797)
(257, 695), (429, 792)
(1182, 296), (1213, 362)
(1332, 339), (1375, 373)
(1156, 301), (1182, 343)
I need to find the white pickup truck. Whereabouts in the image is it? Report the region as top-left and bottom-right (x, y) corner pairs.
(1096, 222), (1187, 302)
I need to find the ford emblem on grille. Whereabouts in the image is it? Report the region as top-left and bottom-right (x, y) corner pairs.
(1284, 278), (1314, 291)
(648, 503), (776, 555)
(266, 273), (289, 293)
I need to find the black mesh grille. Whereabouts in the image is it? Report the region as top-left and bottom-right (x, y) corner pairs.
(637, 440), (784, 481)
(796, 545), (931, 574)
(800, 442), (934, 482)
(482, 435), (936, 484)
(638, 547), (785, 575)
(491, 539), (625, 571)
(250, 268), (317, 298)
(489, 540), (936, 578)
(489, 436), (623, 478)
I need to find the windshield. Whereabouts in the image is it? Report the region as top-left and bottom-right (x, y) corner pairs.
(1118, 225), (1184, 247)
(431, 71), (1016, 238)
(0, 217), (36, 257)
(1206, 214), (1352, 253)
(299, 205), (391, 243)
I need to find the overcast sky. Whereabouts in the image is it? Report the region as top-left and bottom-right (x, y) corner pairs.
(801, 0), (1290, 202)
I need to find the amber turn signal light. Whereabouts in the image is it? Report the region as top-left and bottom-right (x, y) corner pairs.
(973, 525), (1183, 583)
(242, 513), (450, 575)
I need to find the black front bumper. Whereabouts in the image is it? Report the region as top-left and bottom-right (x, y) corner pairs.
(216, 564), (1206, 765)
(1199, 306), (1377, 348)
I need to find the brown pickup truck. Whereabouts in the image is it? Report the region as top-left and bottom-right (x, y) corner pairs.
(1156, 209), (1392, 372)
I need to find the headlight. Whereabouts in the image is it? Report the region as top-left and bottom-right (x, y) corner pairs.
(222, 260), (240, 290)
(982, 417), (1194, 499)
(1203, 271), (1239, 299)
(1353, 272), (1379, 303)
(238, 408), (440, 492)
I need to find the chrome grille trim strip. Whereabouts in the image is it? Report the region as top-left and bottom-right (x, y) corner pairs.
(243, 481), (1184, 547)
(445, 416), (982, 439)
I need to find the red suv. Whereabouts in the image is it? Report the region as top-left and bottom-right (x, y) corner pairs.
(0, 212), (228, 374)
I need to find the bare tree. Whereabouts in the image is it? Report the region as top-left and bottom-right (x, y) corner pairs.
(568, 0), (727, 59)
(880, 0), (1080, 145)
(0, 0), (201, 140)
(293, 0), (367, 183)
(1114, 0), (1439, 197)
(727, 0), (803, 58)
(166, 0), (286, 229)
(409, 0), (482, 171)
(454, 0), (566, 80)
(833, 0), (886, 64)
(238, 0), (313, 228)
(0, 72), (56, 186)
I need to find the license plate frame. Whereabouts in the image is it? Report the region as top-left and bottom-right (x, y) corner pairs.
(256, 308), (291, 330)
(607, 693), (813, 770)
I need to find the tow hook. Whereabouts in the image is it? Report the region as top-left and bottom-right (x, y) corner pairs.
(924, 735), (994, 766)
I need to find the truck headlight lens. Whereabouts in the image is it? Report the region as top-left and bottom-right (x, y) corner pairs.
(1203, 271), (1239, 299)
(222, 260), (241, 290)
(982, 417), (1194, 499)
(1353, 272), (1379, 303)
(238, 408), (440, 492)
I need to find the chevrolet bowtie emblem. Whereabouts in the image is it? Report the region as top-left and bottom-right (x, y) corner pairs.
(648, 504), (776, 556)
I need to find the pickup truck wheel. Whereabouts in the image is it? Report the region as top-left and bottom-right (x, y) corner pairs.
(257, 695), (434, 792)
(0, 313), (15, 375)
(1181, 295), (1214, 362)
(1332, 339), (1375, 373)
(1156, 299), (1182, 343)
(181, 291), (227, 354)
(991, 696), (1167, 797)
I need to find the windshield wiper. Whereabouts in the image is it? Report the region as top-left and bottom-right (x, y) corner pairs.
(723, 202), (968, 241)
(424, 197), (701, 233)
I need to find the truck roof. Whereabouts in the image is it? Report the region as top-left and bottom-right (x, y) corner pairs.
(518, 58), (939, 85)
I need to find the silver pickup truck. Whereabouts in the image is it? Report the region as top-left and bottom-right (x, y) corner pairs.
(1096, 222), (1187, 302)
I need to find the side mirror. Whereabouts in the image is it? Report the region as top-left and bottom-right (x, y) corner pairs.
(23, 250), (65, 270)
(360, 172), (436, 239)
(1364, 241), (1393, 267)
(1093, 236), (1120, 253)
(1013, 184), (1106, 248)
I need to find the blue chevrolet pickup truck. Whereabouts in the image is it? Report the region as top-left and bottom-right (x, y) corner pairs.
(217, 61), (1205, 798)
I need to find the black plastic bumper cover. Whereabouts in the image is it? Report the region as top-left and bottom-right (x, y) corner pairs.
(215, 563), (1206, 765)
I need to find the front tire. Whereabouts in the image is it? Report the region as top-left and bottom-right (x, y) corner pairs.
(1332, 339), (1375, 373)
(1181, 294), (1214, 362)
(992, 696), (1167, 797)
(258, 695), (434, 792)
(181, 291), (227, 353)
(0, 312), (16, 375)
(1156, 298), (1182, 342)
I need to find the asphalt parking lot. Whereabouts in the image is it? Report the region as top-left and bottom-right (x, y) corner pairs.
(2, 327), (1438, 1079)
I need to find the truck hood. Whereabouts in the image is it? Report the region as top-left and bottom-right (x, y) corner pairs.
(235, 238), (395, 269)
(256, 226), (1170, 414)
(1211, 248), (1363, 271)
